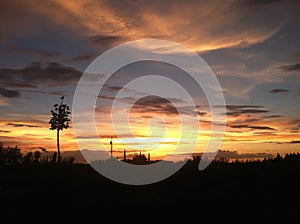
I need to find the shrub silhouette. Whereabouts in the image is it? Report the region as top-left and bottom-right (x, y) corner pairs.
(0, 143), (23, 165)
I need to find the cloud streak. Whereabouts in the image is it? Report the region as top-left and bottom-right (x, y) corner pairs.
(8, 0), (285, 52)
(269, 88), (290, 94)
(16, 47), (63, 59)
(278, 63), (300, 71)
(229, 124), (275, 131)
(0, 88), (20, 98)
(225, 106), (269, 116)
(67, 52), (99, 62)
(0, 61), (82, 87)
(289, 140), (300, 144)
(7, 123), (42, 128)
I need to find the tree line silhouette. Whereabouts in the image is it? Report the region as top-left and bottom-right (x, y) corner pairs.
(1, 140), (300, 166)
(0, 143), (74, 166)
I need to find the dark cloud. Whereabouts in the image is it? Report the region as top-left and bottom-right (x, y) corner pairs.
(247, 126), (275, 130)
(126, 95), (201, 116)
(275, 140), (300, 144)
(131, 96), (179, 116)
(269, 88), (290, 94)
(141, 115), (153, 119)
(100, 84), (147, 96)
(289, 128), (299, 133)
(0, 130), (10, 133)
(220, 104), (269, 116)
(289, 140), (300, 144)
(227, 109), (269, 116)
(229, 0), (280, 12)
(253, 132), (277, 136)
(229, 124), (275, 131)
(21, 89), (67, 97)
(7, 123), (41, 128)
(0, 61), (82, 87)
(197, 111), (207, 116)
(103, 85), (123, 91)
(3, 83), (37, 88)
(243, 118), (260, 123)
(88, 35), (125, 46)
(128, 95), (204, 117)
(0, 87), (20, 98)
(98, 133), (151, 139)
(263, 115), (283, 118)
(97, 94), (115, 100)
(134, 95), (183, 106)
(224, 105), (263, 110)
(67, 52), (98, 62)
(16, 47), (62, 59)
(278, 63), (300, 71)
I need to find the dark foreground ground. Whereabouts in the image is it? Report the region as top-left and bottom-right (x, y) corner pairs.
(1, 158), (300, 221)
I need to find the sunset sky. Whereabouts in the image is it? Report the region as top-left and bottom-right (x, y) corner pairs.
(0, 0), (299, 160)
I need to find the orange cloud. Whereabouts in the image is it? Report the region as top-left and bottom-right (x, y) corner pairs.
(12, 0), (282, 52)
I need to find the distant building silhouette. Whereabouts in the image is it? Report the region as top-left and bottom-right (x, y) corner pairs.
(121, 150), (160, 165)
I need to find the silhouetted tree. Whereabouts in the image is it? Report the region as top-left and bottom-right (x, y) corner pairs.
(23, 152), (33, 164)
(0, 144), (23, 165)
(51, 152), (57, 164)
(33, 151), (41, 163)
(49, 96), (71, 162)
(275, 153), (282, 161)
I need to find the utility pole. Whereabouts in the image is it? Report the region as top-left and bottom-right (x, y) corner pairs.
(110, 137), (113, 158)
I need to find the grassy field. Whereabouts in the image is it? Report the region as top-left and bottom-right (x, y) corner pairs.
(1, 156), (300, 221)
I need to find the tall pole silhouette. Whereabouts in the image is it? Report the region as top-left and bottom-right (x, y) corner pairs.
(110, 137), (113, 158)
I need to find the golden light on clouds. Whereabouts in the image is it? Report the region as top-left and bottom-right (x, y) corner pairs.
(1, 0), (299, 160)
(11, 0), (282, 53)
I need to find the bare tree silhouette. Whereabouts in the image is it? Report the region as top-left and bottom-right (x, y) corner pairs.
(49, 96), (71, 162)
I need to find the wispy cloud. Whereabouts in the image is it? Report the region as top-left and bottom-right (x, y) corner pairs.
(20, 89), (66, 97)
(229, 124), (275, 131)
(263, 115), (283, 118)
(88, 35), (125, 47)
(15, 47), (63, 59)
(7, 123), (42, 128)
(278, 63), (300, 71)
(225, 105), (269, 116)
(67, 52), (98, 62)
(269, 88), (290, 94)
(225, 105), (263, 110)
(0, 87), (20, 98)
(9, 0), (285, 52)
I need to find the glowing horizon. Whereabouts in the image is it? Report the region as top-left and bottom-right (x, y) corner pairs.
(1, 0), (300, 161)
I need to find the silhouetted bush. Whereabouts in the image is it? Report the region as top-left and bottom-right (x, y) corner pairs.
(0, 144), (23, 165)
